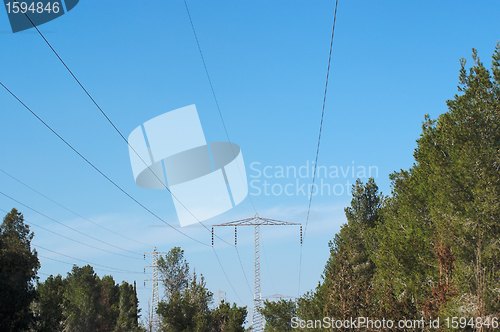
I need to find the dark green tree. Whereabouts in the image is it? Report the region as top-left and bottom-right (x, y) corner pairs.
(157, 247), (246, 331)
(411, 46), (500, 318)
(35, 274), (65, 332)
(98, 275), (120, 331)
(260, 299), (296, 332)
(115, 281), (142, 332)
(322, 178), (383, 320)
(371, 46), (500, 320)
(371, 170), (435, 318)
(63, 265), (101, 332)
(157, 247), (190, 299)
(294, 285), (328, 332)
(158, 272), (213, 332)
(211, 300), (247, 332)
(0, 208), (39, 331)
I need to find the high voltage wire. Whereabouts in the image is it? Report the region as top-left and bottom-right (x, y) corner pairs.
(235, 246), (253, 296)
(0, 193), (142, 260)
(34, 244), (142, 274)
(5, 6), (266, 302)
(0, 168), (147, 246)
(261, 239), (278, 295)
(0, 168), (149, 247)
(212, 247), (242, 303)
(21, 8), (248, 300)
(38, 254), (143, 275)
(20, 13), (232, 249)
(298, 0), (340, 296)
(183, 0), (257, 298)
(0, 206), (141, 273)
(7, 12), (245, 301)
(182, 0), (258, 215)
(0, 81), (209, 247)
(0, 206), (125, 258)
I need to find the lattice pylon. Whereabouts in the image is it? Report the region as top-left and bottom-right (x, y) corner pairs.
(212, 216), (302, 332)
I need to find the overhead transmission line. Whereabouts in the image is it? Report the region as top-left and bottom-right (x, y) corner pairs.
(34, 244), (143, 274)
(0, 168), (148, 247)
(0, 206), (141, 273)
(0, 81), (209, 248)
(20, 13), (230, 248)
(0, 80), (241, 297)
(38, 254), (144, 275)
(0, 192), (142, 260)
(183, 0), (256, 297)
(182, 0), (257, 212)
(298, 0), (340, 295)
(15, 11), (248, 301)
(0, 206), (126, 259)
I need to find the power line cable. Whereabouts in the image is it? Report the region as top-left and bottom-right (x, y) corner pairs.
(17, 11), (247, 302)
(0, 205), (125, 259)
(0, 194), (141, 260)
(183, 0), (258, 215)
(0, 81), (209, 247)
(1, 77), (243, 302)
(183, 0), (259, 298)
(0, 206), (141, 272)
(0, 167), (148, 247)
(38, 254), (143, 275)
(262, 237), (278, 295)
(21, 13), (232, 248)
(298, 0), (340, 295)
(235, 246), (253, 296)
(212, 247), (242, 303)
(34, 244), (142, 274)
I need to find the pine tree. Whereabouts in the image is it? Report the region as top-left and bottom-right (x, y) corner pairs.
(35, 274), (65, 332)
(323, 179), (383, 320)
(63, 265), (101, 332)
(98, 275), (120, 331)
(0, 208), (39, 331)
(211, 301), (247, 332)
(115, 281), (142, 332)
(260, 299), (296, 332)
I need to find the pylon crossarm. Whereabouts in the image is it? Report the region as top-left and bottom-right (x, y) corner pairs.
(210, 216), (302, 332)
(213, 216), (301, 227)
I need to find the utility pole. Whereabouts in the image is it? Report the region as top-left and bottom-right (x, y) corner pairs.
(144, 247), (167, 332)
(212, 216), (302, 332)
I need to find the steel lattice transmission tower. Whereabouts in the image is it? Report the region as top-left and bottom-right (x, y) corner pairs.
(212, 216), (302, 332)
(144, 247), (167, 332)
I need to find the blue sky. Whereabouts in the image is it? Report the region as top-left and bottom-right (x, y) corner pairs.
(1, 0), (499, 323)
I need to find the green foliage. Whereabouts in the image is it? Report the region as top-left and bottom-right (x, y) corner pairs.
(323, 179), (383, 320)
(35, 275), (65, 332)
(260, 299), (296, 332)
(98, 275), (120, 331)
(157, 247), (190, 300)
(0, 209), (142, 331)
(0, 208), (39, 331)
(270, 46), (500, 330)
(157, 247), (247, 331)
(211, 301), (247, 332)
(115, 281), (142, 332)
(372, 170), (435, 318)
(35, 267), (142, 332)
(158, 273), (213, 332)
(62, 265), (102, 332)
(410, 45), (500, 318)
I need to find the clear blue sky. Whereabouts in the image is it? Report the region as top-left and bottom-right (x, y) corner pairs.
(1, 0), (498, 323)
